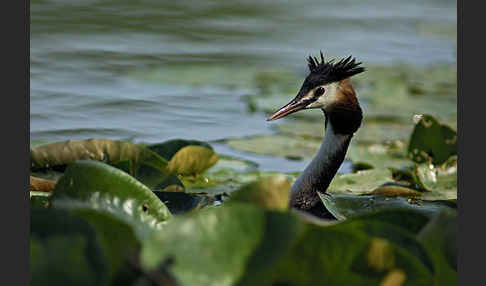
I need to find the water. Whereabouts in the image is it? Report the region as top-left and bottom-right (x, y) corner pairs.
(30, 0), (456, 172)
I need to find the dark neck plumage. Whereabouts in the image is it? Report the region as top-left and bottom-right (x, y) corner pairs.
(289, 106), (362, 212)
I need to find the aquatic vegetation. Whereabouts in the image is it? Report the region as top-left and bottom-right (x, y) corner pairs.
(30, 1), (457, 283)
(30, 112), (457, 285)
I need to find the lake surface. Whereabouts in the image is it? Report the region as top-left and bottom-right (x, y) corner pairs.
(30, 0), (456, 172)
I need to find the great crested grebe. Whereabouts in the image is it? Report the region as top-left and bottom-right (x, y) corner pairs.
(267, 52), (365, 216)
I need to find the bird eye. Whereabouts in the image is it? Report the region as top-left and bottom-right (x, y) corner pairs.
(314, 86), (325, 97)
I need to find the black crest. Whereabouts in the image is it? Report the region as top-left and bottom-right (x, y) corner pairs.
(306, 51), (365, 84)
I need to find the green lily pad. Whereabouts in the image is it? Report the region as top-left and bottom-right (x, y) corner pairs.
(30, 208), (108, 286)
(130, 64), (298, 92)
(389, 162), (457, 200)
(147, 139), (213, 161)
(225, 132), (410, 171)
(417, 208), (457, 285)
(146, 139), (219, 176)
(167, 145), (219, 175)
(369, 184), (423, 198)
(30, 138), (169, 173)
(339, 219), (434, 273)
(177, 154), (282, 196)
(207, 154), (259, 173)
(346, 141), (411, 170)
(249, 64), (457, 128)
(53, 201), (141, 283)
(225, 134), (321, 160)
(277, 119), (413, 145)
(30, 139), (182, 191)
(345, 209), (431, 235)
(318, 193), (455, 221)
(52, 160), (172, 240)
(328, 169), (394, 195)
(355, 65), (457, 126)
(141, 203), (301, 286)
(274, 220), (433, 286)
(407, 114), (457, 165)
(415, 164), (457, 196)
(230, 175), (292, 211)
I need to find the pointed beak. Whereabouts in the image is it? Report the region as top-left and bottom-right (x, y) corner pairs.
(266, 97), (309, 121)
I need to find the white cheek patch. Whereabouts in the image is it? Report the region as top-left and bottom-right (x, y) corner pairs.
(306, 82), (339, 109)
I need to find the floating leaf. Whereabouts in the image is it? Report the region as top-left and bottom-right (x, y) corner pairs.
(347, 142), (411, 170)
(407, 114), (457, 165)
(274, 220), (433, 286)
(30, 139), (169, 173)
(30, 139), (181, 191)
(225, 134), (321, 160)
(340, 219), (435, 274)
(328, 169), (394, 195)
(148, 139), (213, 161)
(389, 163), (457, 200)
(369, 185), (423, 198)
(30, 208), (108, 286)
(348, 209), (431, 235)
(52, 160), (171, 240)
(415, 164), (457, 195)
(417, 208), (457, 285)
(319, 193), (455, 221)
(142, 203), (301, 286)
(63, 203), (141, 283)
(230, 175), (292, 211)
(167, 145), (219, 175)
(277, 119), (413, 145)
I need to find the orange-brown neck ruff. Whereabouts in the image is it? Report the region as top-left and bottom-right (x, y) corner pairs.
(325, 79), (362, 135)
(336, 78), (359, 109)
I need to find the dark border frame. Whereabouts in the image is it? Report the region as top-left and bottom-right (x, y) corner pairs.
(4, 0), (30, 285)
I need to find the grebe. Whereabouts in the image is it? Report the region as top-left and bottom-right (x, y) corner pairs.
(267, 52), (365, 216)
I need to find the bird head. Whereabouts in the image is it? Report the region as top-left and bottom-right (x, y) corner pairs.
(267, 52), (365, 121)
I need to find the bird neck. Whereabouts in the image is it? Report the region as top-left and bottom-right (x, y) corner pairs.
(289, 108), (360, 211)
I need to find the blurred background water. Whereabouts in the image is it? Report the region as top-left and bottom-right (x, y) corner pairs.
(30, 0), (456, 171)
